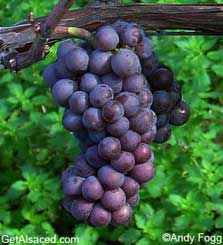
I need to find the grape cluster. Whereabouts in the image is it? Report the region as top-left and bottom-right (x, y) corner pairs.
(43, 21), (189, 227)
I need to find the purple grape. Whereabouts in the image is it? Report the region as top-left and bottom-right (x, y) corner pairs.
(111, 203), (131, 226)
(150, 67), (174, 90)
(101, 73), (123, 94)
(96, 25), (119, 51)
(169, 101), (190, 126)
(135, 36), (153, 59)
(79, 139), (94, 153)
(101, 188), (126, 211)
(116, 92), (140, 117)
(62, 176), (84, 196)
(80, 73), (99, 93)
(74, 128), (88, 141)
(52, 79), (78, 107)
(69, 91), (89, 114)
(89, 203), (111, 227)
(169, 81), (182, 106)
(112, 20), (128, 34)
(88, 130), (106, 144)
(120, 23), (143, 47)
(102, 100), (124, 123)
(151, 90), (171, 114)
(62, 109), (83, 132)
(98, 165), (124, 190)
(65, 47), (89, 73)
(71, 198), (94, 221)
(74, 155), (95, 177)
(127, 193), (139, 207)
(133, 143), (152, 164)
(142, 53), (159, 78)
(61, 166), (77, 184)
(154, 124), (171, 143)
(89, 84), (114, 108)
(63, 195), (74, 213)
(55, 59), (73, 79)
(141, 125), (157, 144)
(81, 176), (103, 201)
(123, 74), (147, 93)
(57, 39), (76, 59)
(119, 130), (141, 152)
(138, 88), (153, 108)
(111, 49), (141, 78)
(43, 63), (58, 88)
(156, 114), (169, 128)
(98, 137), (121, 160)
(106, 117), (129, 137)
(89, 50), (112, 75)
(85, 145), (105, 168)
(130, 161), (155, 183)
(130, 108), (156, 134)
(121, 176), (140, 198)
(111, 151), (135, 173)
(82, 108), (105, 130)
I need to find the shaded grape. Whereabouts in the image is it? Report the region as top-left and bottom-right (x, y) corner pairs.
(106, 117), (129, 137)
(62, 176), (84, 196)
(111, 151), (135, 173)
(57, 39), (76, 59)
(62, 109), (83, 132)
(61, 166), (77, 184)
(80, 73), (99, 93)
(101, 73), (123, 94)
(141, 126), (157, 144)
(142, 53), (159, 78)
(123, 74), (147, 93)
(88, 130), (106, 144)
(154, 124), (171, 143)
(85, 145), (105, 168)
(55, 59), (73, 79)
(82, 108), (105, 130)
(120, 130), (141, 152)
(138, 88), (153, 108)
(81, 176), (103, 201)
(74, 155), (95, 177)
(71, 198), (94, 221)
(133, 143), (152, 164)
(169, 101), (190, 126)
(151, 90), (171, 114)
(135, 37), (153, 59)
(43, 63), (58, 88)
(111, 203), (131, 225)
(102, 100), (124, 123)
(130, 161), (155, 183)
(98, 137), (121, 160)
(120, 23), (143, 47)
(169, 81), (182, 106)
(69, 91), (89, 114)
(150, 67), (174, 90)
(156, 114), (169, 128)
(127, 193), (139, 207)
(90, 203), (111, 227)
(121, 176), (140, 198)
(63, 195), (74, 213)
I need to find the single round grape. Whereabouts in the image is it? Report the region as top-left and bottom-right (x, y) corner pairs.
(61, 166), (77, 184)
(133, 143), (152, 164)
(135, 37), (153, 59)
(74, 155), (95, 177)
(123, 74), (147, 93)
(52, 79), (78, 107)
(101, 73), (123, 94)
(63, 195), (74, 213)
(142, 53), (159, 78)
(55, 59), (73, 79)
(65, 47), (89, 73)
(121, 176), (140, 198)
(141, 125), (157, 144)
(150, 67), (174, 90)
(112, 20), (128, 35)
(151, 90), (171, 114)
(111, 203), (131, 226)
(98, 137), (121, 160)
(156, 114), (169, 128)
(169, 81), (182, 106)
(62, 176), (84, 196)
(89, 203), (111, 227)
(101, 188), (126, 211)
(106, 117), (129, 137)
(130, 161), (155, 183)
(98, 165), (124, 190)
(82, 108), (105, 130)
(127, 193), (139, 207)
(85, 145), (105, 168)
(116, 92), (140, 117)
(89, 84), (114, 108)
(43, 63), (58, 88)
(154, 124), (171, 143)
(120, 130), (141, 152)
(81, 176), (103, 201)
(96, 25), (119, 51)
(102, 100), (124, 123)
(130, 108), (156, 134)
(80, 73), (99, 93)
(111, 151), (135, 173)
(169, 101), (190, 126)
(62, 109), (83, 132)
(69, 91), (89, 114)
(138, 88), (153, 108)
(120, 23), (143, 47)
(88, 130), (106, 144)
(111, 49), (141, 78)
(57, 39), (76, 59)
(71, 198), (94, 221)
(89, 50), (112, 75)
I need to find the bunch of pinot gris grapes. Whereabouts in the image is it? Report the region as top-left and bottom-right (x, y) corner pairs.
(43, 21), (190, 227)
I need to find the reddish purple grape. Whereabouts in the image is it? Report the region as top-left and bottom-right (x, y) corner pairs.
(61, 166), (77, 184)
(98, 165), (124, 190)
(81, 176), (103, 201)
(89, 84), (114, 108)
(80, 73), (99, 93)
(106, 117), (129, 137)
(101, 73), (123, 94)
(120, 130), (141, 152)
(62, 109), (83, 132)
(150, 67), (174, 90)
(133, 143), (152, 164)
(74, 155), (95, 177)
(127, 193), (139, 207)
(82, 108), (105, 130)
(111, 203), (131, 226)
(98, 137), (121, 160)
(89, 203), (111, 227)
(121, 176), (140, 198)
(151, 90), (171, 114)
(135, 36), (153, 59)
(138, 88), (153, 108)
(154, 124), (171, 143)
(116, 92), (140, 117)
(120, 23), (143, 47)
(130, 161), (155, 183)
(71, 198), (94, 221)
(85, 145), (105, 168)
(101, 188), (126, 211)
(96, 25), (119, 51)
(43, 63), (58, 88)
(169, 101), (190, 126)
(69, 91), (89, 114)
(102, 100), (124, 123)
(62, 176), (84, 196)
(141, 126), (157, 144)
(111, 151), (135, 173)
(123, 74), (147, 93)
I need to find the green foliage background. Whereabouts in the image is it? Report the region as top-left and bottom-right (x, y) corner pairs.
(0, 0), (223, 244)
